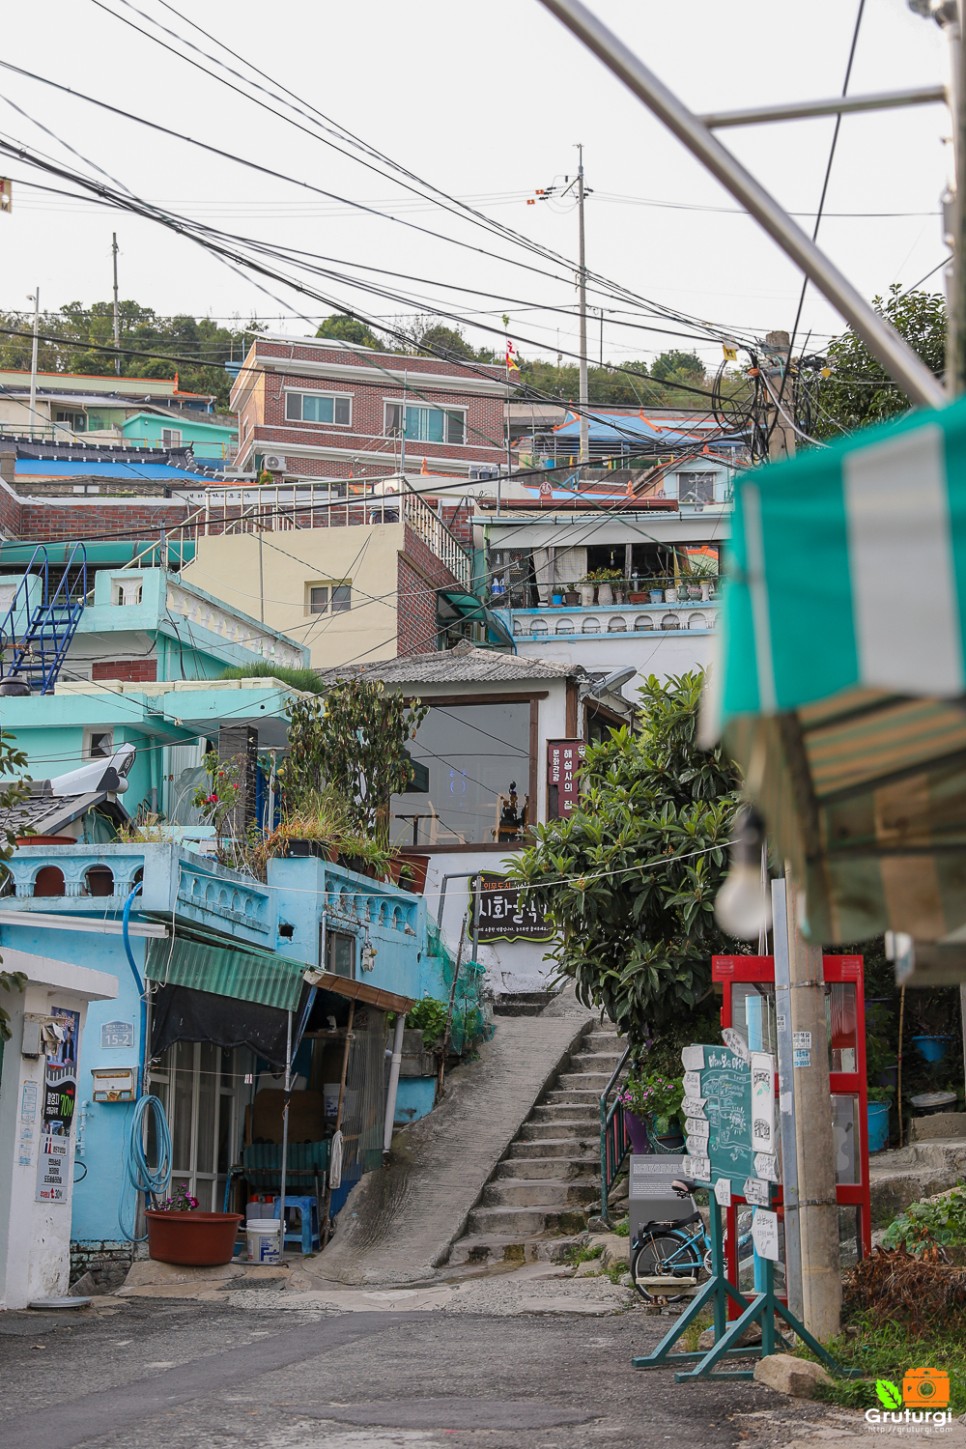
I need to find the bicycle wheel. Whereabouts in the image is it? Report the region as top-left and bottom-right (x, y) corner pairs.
(631, 1230), (705, 1305)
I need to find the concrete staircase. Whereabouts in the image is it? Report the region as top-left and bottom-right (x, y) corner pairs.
(446, 1019), (626, 1268)
(870, 1134), (966, 1226)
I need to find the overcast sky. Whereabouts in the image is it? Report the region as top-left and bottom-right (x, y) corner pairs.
(0, 0), (951, 375)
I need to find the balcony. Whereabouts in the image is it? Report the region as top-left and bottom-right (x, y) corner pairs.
(506, 596), (718, 649)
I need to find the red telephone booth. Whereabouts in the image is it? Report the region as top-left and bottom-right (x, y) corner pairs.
(711, 954), (871, 1292)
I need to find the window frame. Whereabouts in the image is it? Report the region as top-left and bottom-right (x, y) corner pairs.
(393, 692), (543, 854)
(306, 580), (352, 616)
(384, 400), (467, 446)
(284, 390), (352, 428)
(85, 729), (115, 760)
(161, 428), (183, 448)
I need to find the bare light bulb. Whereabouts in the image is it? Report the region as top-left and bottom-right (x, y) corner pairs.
(714, 805), (772, 940)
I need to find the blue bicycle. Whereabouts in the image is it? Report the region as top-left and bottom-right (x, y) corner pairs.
(630, 1176), (756, 1304)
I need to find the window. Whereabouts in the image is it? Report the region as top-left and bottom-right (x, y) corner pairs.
(86, 730), (114, 759)
(285, 391), (351, 426)
(326, 930), (356, 980)
(385, 402), (466, 445)
(55, 409), (86, 432)
(391, 699), (533, 848)
(161, 428), (182, 448)
(307, 581), (352, 615)
(677, 471), (716, 504)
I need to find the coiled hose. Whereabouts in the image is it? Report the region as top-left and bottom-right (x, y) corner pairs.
(118, 1093), (172, 1242)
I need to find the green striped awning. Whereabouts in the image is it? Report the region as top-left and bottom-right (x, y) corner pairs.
(705, 396), (966, 944)
(144, 934), (306, 1012)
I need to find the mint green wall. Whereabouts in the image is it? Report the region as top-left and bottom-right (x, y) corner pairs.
(4, 722), (178, 816)
(116, 412), (236, 456)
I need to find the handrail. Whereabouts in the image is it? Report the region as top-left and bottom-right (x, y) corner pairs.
(599, 1041), (632, 1226)
(0, 545), (48, 677)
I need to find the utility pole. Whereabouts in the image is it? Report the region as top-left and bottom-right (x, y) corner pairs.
(760, 328), (841, 1339)
(576, 144), (590, 466)
(28, 288), (40, 441)
(112, 233), (121, 377)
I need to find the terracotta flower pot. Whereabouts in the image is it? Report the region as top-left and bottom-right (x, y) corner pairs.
(145, 1210), (243, 1266)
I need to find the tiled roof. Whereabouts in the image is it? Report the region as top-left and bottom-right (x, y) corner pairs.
(316, 642), (583, 687)
(0, 781), (119, 838)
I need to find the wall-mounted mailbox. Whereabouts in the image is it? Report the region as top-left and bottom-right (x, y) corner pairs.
(91, 1067), (136, 1102)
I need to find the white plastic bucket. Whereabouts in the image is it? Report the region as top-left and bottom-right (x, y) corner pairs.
(246, 1218), (282, 1264)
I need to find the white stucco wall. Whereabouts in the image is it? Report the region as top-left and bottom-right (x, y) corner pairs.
(0, 954), (116, 1310)
(512, 628), (717, 692)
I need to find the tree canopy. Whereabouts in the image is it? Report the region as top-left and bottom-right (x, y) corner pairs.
(511, 672), (743, 1044)
(316, 313), (386, 350)
(0, 300), (264, 409)
(810, 285), (945, 438)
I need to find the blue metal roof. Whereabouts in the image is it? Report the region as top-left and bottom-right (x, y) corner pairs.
(15, 459), (223, 483)
(552, 412), (744, 448)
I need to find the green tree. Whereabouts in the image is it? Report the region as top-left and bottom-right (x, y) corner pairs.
(511, 672), (741, 1044)
(316, 313), (385, 349)
(282, 680), (427, 848)
(649, 349), (705, 384)
(812, 284), (946, 437)
(0, 732), (32, 1039)
(412, 323), (478, 362)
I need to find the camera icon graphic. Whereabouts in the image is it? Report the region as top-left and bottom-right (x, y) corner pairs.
(903, 1368), (950, 1410)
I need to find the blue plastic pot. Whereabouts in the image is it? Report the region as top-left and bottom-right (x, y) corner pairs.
(912, 1035), (952, 1064)
(867, 1100), (890, 1154)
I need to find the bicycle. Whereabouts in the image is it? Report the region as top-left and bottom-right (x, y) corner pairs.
(630, 1176), (757, 1304)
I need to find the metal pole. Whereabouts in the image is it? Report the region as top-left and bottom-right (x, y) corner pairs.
(577, 144), (590, 464)
(28, 287), (40, 440)
(276, 1008), (293, 1248)
(112, 233), (121, 377)
(383, 1012), (406, 1154)
(536, 0), (946, 410)
(699, 84), (946, 129)
(771, 877), (803, 1320)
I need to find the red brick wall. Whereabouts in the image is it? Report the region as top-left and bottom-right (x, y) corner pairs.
(19, 502), (192, 542)
(92, 659), (158, 683)
(240, 338), (506, 479)
(396, 525), (460, 658)
(0, 481), (23, 537)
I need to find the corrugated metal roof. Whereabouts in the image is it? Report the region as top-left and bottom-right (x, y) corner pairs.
(316, 643), (581, 687)
(144, 934), (306, 1012)
(15, 460), (221, 482)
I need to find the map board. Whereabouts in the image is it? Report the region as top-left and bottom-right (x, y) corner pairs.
(681, 1044), (777, 1192)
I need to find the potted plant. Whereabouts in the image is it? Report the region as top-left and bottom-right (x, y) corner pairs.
(550, 589), (565, 606)
(587, 567), (622, 606)
(647, 582), (664, 604)
(665, 578), (679, 603)
(145, 1183), (243, 1266)
(579, 575), (597, 606)
(620, 1070), (683, 1152)
(564, 585), (580, 606)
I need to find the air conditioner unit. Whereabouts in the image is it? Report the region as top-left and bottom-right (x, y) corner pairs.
(262, 453), (287, 472)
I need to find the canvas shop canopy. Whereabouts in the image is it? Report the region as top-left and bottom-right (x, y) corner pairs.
(702, 395), (966, 946)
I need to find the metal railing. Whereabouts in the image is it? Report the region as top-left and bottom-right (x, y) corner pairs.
(599, 1042), (632, 1225)
(192, 482), (471, 587)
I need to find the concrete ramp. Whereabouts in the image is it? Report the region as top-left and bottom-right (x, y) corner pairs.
(311, 992), (592, 1286)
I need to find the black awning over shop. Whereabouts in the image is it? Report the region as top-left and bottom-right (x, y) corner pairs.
(150, 982), (311, 1068)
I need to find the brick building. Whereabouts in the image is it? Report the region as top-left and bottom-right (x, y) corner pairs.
(230, 335), (508, 485)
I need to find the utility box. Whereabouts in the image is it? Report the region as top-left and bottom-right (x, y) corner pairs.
(628, 1155), (697, 1243)
(91, 1067), (136, 1103)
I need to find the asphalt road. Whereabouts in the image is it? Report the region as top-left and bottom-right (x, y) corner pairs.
(0, 1295), (835, 1449)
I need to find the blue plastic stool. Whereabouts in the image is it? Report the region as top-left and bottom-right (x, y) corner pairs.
(271, 1194), (321, 1254)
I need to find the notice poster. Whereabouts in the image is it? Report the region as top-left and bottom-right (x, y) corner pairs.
(36, 1005), (79, 1204)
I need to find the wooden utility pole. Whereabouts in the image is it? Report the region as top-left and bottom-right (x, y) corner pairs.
(783, 867), (842, 1340)
(762, 334), (841, 1339)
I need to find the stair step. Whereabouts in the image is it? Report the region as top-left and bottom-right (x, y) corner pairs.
(530, 1102), (599, 1121)
(482, 1178), (598, 1209)
(556, 1072), (612, 1092)
(496, 1155), (597, 1180)
(507, 1136), (595, 1160)
(518, 1121), (598, 1145)
(446, 1234), (585, 1268)
(571, 1052), (625, 1072)
(465, 1204), (589, 1238)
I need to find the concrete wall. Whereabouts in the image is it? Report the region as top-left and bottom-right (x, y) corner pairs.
(185, 525), (403, 667)
(0, 951), (116, 1308)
